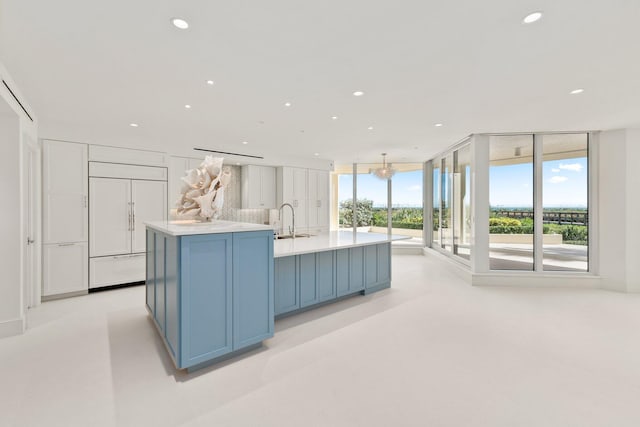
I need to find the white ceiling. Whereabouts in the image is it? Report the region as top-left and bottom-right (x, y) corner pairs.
(1, 0), (639, 165)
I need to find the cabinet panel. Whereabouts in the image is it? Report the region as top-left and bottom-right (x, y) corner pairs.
(42, 242), (88, 296)
(317, 251), (335, 302)
(242, 165), (276, 209)
(180, 234), (233, 365)
(154, 235), (166, 332)
(88, 144), (168, 167)
(90, 178), (132, 257)
(336, 249), (350, 297)
(43, 140), (88, 244)
(278, 167), (308, 233)
(377, 243), (391, 283)
(307, 170), (329, 232)
(165, 233), (180, 359)
(364, 245), (378, 288)
(233, 231), (274, 349)
(350, 246), (365, 291)
(299, 253), (317, 307)
(275, 256), (298, 315)
(89, 162), (167, 181)
(131, 180), (167, 253)
(146, 230), (155, 311)
(89, 254), (145, 288)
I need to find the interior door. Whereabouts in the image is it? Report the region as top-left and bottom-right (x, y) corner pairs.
(90, 178), (132, 256)
(131, 180), (167, 253)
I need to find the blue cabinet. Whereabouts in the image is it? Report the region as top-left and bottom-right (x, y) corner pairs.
(275, 242), (391, 317)
(299, 253), (318, 308)
(275, 256), (298, 315)
(146, 229), (274, 370)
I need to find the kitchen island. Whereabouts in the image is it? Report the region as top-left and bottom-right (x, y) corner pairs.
(273, 231), (407, 316)
(145, 220), (275, 371)
(146, 221), (406, 371)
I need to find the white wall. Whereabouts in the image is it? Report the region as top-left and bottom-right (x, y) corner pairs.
(0, 61), (38, 337)
(0, 111), (22, 335)
(597, 129), (640, 292)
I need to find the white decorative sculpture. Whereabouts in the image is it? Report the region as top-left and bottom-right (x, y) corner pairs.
(176, 156), (231, 221)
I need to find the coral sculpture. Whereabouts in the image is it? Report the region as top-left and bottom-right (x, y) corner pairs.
(175, 156), (231, 221)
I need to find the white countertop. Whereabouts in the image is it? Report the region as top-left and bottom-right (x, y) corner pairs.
(145, 219), (274, 236)
(274, 231), (410, 258)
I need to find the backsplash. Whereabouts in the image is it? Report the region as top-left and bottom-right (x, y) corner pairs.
(218, 165), (274, 226)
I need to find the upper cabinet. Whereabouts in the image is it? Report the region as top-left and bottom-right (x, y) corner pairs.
(241, 165), (276, 209)
(43, 140), (88, 244)
(89, 145), (168, 167)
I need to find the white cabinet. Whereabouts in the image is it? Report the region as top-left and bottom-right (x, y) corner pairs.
(89, 162), (167, 288)
(241, 165), (276, 209)
(90, 177), (167, 257)
(90, 178), (131, 257)
(42, 242), (88, 296)
(42, 140), (89, 297)
(308, 169), (330, 233)
(43, 140), (88, 244)
(277, 167), (308, 233)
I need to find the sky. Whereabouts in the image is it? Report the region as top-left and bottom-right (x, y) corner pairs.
(490, 157), (588, 207)
(337, 156), (587, 208)
(338, 170), (423, 207)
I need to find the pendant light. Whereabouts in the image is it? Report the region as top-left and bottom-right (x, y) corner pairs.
(371, 153), (396, 180)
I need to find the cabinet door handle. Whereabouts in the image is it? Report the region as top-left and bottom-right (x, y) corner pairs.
(317, 200), (321, 208)
(58, 243), (75, 247)
(132, 203), (136, 232)
(83, 195), (87, 208)
(128, 211), (132, 231)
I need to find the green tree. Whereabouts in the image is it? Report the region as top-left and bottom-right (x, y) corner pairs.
(339, 199), (374, 227)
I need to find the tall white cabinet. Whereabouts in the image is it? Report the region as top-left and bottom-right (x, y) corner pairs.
(277, 167), (330, 234)
(42, 140), (89, 297)
(88, 153), (167, 289)
(241, 165), (276, 209)
(307, 169), (330, 234)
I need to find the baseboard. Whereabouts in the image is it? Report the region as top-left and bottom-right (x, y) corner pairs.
(0, 317), (25, 338)
(392, 246), (424, 255)
(472, 273), (601, 289)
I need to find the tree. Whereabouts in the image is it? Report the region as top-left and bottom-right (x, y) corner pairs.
(339, 199), (374, 227)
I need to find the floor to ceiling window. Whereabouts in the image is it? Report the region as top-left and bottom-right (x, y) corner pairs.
(332, 162), (423, 243)
(391, 163), (423, 246)
(488, 133), (589, 272)
(489, 135), (535, 270)
(431, 141), (472, 262)
(541, 133), (588, 272)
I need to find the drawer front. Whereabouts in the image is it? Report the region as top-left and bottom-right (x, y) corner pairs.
(90, 253), (146, 288)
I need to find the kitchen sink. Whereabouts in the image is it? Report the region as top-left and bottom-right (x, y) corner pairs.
(275, 233), (313, 240)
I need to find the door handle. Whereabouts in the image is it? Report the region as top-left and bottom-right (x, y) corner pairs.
(27, 238), (35, 245)
(131, 202), (136, 232)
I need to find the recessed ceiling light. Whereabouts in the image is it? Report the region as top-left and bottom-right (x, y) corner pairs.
(235, 162), (240, 166)
(522, 12), (542, 24)
(206, 80), (214, 85)
(367, 126), (374, 130)
(242, 141), (248, 145)
(314, 153), (320, 156)
(129, 123), (139, 127)
(570, 88), (584, 94)
(284, 102), (292, 107)
(184, 104), (191, 109)
(353, 91), (364, 97)
(171, 18), (189, 29)
(434, 123), (443, 127)
(331, 116), (338, 120)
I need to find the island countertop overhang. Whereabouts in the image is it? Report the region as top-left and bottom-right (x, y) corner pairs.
(274, 231), (409, 257)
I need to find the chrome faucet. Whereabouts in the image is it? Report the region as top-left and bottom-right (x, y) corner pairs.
(278, 203), (295, 238)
